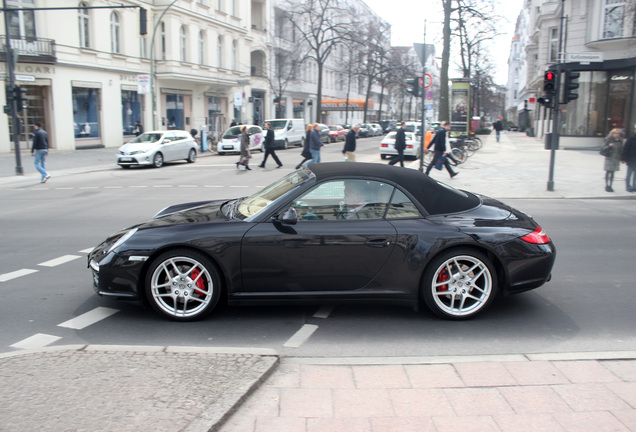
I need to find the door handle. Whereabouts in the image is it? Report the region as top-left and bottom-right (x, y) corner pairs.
(366, 238), (391, 248)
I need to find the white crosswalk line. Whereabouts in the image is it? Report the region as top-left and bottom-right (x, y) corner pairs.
(313, 306), (335, 319)
(58, 307), (120, 330)
(78, 248), (94, 254)
(283, 324), (319, 348)
(10, 333), (62, 350)
(38, 255), (82, 267)
(0, 269), (38, 282)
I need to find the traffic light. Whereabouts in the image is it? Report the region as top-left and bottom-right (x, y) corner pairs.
(543, 71), (556, 94)
(537, 95), (553, 108)
(13, 86), (27, 112)
(139, 7), (147, 36)
(563, 70), (580, 103)
(406, 77), (421, 97)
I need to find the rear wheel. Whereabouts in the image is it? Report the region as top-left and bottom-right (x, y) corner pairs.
(422, 249), (498, 320)
(145, 249), (221, 321)
(186, 148), (197, 163)
(284, 139), (289, 149)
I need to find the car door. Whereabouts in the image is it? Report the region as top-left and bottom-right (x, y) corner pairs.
(161, 132), (179, 161)
(248, 126), (263, 151)
(240, 180), (397, 294)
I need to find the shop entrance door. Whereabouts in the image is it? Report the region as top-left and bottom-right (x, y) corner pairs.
(606, 71), (633, 132)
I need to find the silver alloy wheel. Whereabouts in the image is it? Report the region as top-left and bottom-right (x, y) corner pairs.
(187, 148), (196, 163)
(148, 253), (216, 320)
(153, 152), (164, 168)
(425, 252), (495, 319)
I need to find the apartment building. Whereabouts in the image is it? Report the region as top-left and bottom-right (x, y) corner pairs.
(506, 0), (636, 147)
(0, 0), (269, 153)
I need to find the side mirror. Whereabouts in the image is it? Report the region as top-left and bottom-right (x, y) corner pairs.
(278, 207), (297, 225)
(162, 138), (172, 144)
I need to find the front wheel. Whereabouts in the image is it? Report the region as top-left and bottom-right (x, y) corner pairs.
(145, 249), (221, 321)
(152, 152), (164, 168)
(422, 249), (498, 320)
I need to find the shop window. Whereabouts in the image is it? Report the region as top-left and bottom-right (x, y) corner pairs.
(166, 94), (184, 130)
(73, 88), (100, 138)
(560, 71), (608, 137)
(122, 91), (142, 136)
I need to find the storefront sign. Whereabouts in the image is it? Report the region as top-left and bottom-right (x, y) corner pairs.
(137, 74), (151, 94)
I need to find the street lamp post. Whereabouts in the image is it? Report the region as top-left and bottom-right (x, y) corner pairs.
(149, 0), (178, 130)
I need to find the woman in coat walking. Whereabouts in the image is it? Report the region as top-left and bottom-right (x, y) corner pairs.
(602, 128), (623, 192)
(237, 125), (252, 170)
(295, 124), (314, 169)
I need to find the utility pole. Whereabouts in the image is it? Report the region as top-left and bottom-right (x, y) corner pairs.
(3, 0), (24, 175)
(547, 0), (565, 192)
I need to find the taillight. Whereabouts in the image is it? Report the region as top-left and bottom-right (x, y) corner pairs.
(381, 143), (388, 148)
(520, 225), (551, 244)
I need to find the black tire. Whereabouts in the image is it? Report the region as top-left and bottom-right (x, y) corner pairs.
(380, 154), (387, 160)
(284, 139), (289, 149)
(145, 249), (221, 321)
(120, 165), (131, 169)
(186, 148), (197, 163)
(152, 152), (164, 168)
(422, 248), (498, 320)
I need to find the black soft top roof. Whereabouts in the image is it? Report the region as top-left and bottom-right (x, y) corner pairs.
(307, 162), (480, 215)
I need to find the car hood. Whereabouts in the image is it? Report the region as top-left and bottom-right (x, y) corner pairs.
(139, 200), (231, 228)
(119, 142), (157, 153)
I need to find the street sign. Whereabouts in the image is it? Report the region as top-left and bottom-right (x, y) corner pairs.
(424, 74), (432, 89)
(426, 90), (433, 100)
(15, 75), (35, 82)
(137, 74), (151, 94)
(566, 53), (603, 63)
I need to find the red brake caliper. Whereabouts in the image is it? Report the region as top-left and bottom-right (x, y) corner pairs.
(190, 269), (206, 296)
(437, 268), (449, 292)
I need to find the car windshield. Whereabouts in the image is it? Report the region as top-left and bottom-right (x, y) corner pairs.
(129, 133), (162, 143)
(222, 126), (243, 139)
(268, 120), (288, 130)
(235, 169), (312, 220)
(328, 126), (339, 131)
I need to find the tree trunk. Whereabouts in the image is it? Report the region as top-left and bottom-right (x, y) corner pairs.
(440, 0), (452, 122)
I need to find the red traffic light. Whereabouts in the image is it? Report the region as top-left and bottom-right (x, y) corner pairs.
(545, 71), (554, 81)
(543, 71), (556, 93)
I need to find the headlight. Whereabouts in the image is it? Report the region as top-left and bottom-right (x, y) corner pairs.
(106, 228), (138, 254)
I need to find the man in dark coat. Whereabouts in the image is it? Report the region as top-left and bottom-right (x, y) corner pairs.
(493, 119), (503, 142)
(342, 124), (360, 161)
(31, 121), (50, 183)
(388, 121), (407, 167)
(307, 123), (324, 164)
(259, 122), (282, 168)
(425, 121), (458, 178)
(622, 124), (636, 192)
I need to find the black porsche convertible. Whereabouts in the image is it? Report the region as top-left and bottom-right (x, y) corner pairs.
(88, 163), (556, 321)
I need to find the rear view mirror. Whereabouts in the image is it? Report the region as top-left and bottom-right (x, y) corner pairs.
(278, 207), (297, 225)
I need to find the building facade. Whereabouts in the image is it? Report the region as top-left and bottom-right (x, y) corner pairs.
(1, 0), (270, 154)
(506, 0), (636, 147)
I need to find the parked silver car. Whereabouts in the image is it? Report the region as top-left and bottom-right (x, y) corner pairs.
(117, 130), (197, 168)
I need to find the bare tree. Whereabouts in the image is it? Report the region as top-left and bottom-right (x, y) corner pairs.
(440, 0), (453, 122)
(286, 0), (355, 123)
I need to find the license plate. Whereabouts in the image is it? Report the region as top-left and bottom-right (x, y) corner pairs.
(119, 157), (133, 162)
(222, 145), (234, 150)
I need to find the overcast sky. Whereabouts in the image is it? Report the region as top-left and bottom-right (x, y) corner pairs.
(361, 0), (523, 85)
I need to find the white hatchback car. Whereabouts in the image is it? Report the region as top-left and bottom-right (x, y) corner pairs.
(117, 130), (197, 168)
(218, 125), (264, 155)
(379, 131), (421, 160)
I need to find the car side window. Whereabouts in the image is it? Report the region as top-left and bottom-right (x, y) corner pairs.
(249, 127), (261, 135)
(386, 189), (423, 218)
(292, 180), (393, 221)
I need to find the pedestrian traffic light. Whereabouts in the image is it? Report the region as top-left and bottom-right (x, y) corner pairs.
(406, 77), (421, 97)
(563, 70), (580, 103)
(13, 86), (27, 112)
(537, 95), (553, 108)
(139, 7), (147, 36)
(543, 71), (556, 94)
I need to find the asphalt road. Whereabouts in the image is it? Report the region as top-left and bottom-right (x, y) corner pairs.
(1, 136), (635, 357)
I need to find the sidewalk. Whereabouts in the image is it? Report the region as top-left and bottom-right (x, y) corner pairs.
(2, 133), (635, 432)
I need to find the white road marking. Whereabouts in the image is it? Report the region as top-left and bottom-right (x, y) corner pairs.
(153, 185), (173, 188)
(0, 269), (38, 282)
(130, 185), (148, 188)
(178, 185), (198, 188)
(38, 255), (82, 267)
(313, 306), (335, 319)
(104, 186), (123, 189)
(79, 248), (94, 254)
(204, 185), (223, 188)
(283, 324), (319, 348)
(10, 333), (62, 350)
(58, 307), (120, 330)
(230, 185), (249, 188)
(79, 186), (99, 190)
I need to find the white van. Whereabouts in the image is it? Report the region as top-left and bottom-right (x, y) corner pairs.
(264, 118), (305, 148)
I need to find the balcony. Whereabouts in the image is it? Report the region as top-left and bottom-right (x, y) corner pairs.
(0, 36), (56, 64)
